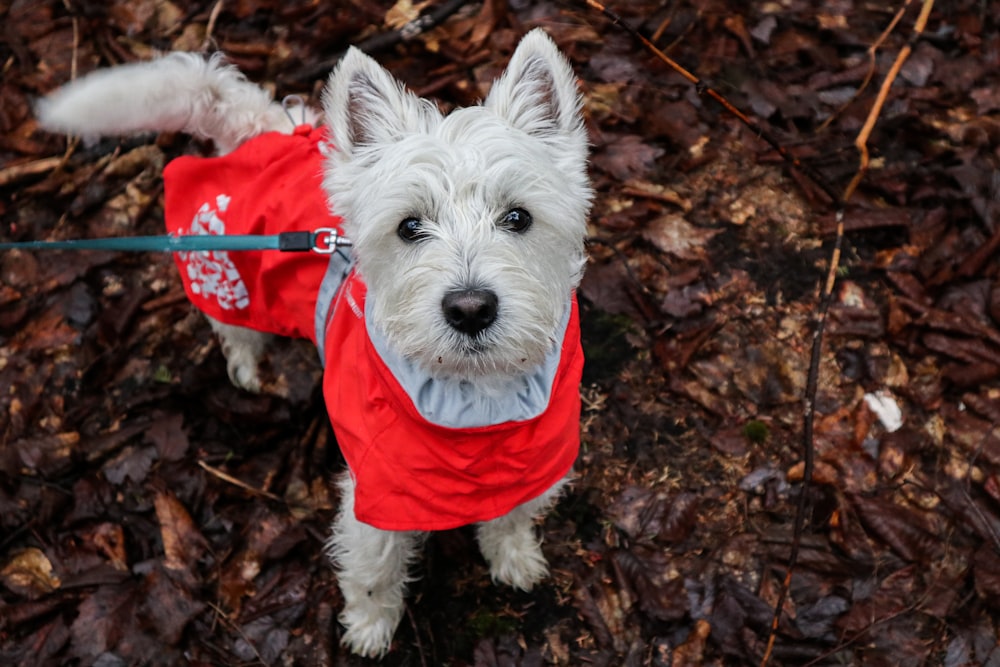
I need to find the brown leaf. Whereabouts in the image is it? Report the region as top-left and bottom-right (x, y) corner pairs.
(935, 478), (1000, 545)
(838, 566), (918, 634)
(14, 432), (78, 478)
(609, 486), (663, 541)
(642, 214), (720, 261)
(69, 583), (137, 660)
(660, 283), (707, 319)
(153, 490), (206, 573)
(608, 486), (698, 542)
(573, 580), (620, 652)
(0, 548), (61, 599)
(944, 405), (1000, 467)
(82, 522), (129, 571)
(138, 563), (206, 644)
(578, 259), (648, 322)
(102, 445), (157, 485)
(219, 510), (307, 613)
(13, 305), (80, 351)
(642, 100), (707, 149)
(851, 494), (942, 563)
(595, 134), (665, 181)
(710, 426), (749, 456)
(659, 493), (699, 544)
(145, 413), (190, 462)
(612, 547), (687, 621)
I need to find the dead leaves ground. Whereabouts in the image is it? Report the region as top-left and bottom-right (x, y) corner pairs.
(2, 0), (1000, 665)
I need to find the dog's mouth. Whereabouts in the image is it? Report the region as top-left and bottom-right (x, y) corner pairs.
(458, 336), (491, 355)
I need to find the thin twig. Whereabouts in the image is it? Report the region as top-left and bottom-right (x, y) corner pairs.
(202, 0), (224, 52)
(61, 0), (79, 81)
(206, 601), (268, 664)
(759, 211), (843, 667)
(197, 459), (283, 502)
(0, 157), (66, 188)
(842, 0), (935, 202)
(816, 0), (913, 132)
(405, 605), (429, 667)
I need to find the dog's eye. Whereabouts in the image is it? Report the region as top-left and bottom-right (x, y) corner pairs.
(500, 208), (532, 233)
(398, 217), (426, 242)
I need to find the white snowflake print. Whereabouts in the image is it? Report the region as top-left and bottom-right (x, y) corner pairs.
(178, 194), (250, 311)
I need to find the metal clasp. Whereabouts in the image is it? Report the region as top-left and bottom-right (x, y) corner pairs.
(312, 228), (353, 254)
(281, 94), (308, 128)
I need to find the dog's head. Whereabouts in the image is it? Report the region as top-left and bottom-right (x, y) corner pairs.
(322, 29), (592, 384)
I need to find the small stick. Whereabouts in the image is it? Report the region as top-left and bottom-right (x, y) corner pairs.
(197, 459), (283, 502)
(816, 1), (913, 132)
(0, 157), (65, 188)
(758, 212), (843, 667)
(842, 0), (935, 203)
(202, 0), (224, 51)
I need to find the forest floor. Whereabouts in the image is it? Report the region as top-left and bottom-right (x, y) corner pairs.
(2, 0), (1000, 665)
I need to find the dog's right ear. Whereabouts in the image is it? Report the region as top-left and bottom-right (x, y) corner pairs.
(484, 29), (586, 146)
(323, 48), (431, 158)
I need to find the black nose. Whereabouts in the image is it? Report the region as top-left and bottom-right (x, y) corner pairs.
(442, 288), (498, 337)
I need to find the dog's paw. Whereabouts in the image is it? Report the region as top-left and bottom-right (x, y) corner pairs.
(484, 534), (549, 591)
(208, 318), (267, 393)
(225, 354), (262, 393)
(339, 598), (401, 659)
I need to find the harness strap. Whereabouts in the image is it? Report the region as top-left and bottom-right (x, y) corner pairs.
(314, 247), (354, 364)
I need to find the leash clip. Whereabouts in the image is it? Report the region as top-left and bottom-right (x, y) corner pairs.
(281, 95), (308, 128)
(312, 228), (352, 254)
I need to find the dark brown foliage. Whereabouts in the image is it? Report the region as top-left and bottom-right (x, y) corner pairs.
(2, 0), (1000, 665)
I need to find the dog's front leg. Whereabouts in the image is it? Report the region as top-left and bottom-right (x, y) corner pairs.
(326, 473), (424, 658)
(476, 480), (566, 591)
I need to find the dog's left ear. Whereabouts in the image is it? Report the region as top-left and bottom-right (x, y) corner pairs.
(485, 29), (586, 144)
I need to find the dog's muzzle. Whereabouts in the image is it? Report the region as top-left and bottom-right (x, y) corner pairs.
(442, 288), (498, 337)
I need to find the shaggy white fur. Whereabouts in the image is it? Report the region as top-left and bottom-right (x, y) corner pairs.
(323, 32), (591, 391)
(38, 52), (319, 154)
(38, 30), (591, 658)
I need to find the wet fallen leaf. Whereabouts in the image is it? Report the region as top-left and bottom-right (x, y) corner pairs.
(69, 583), (137, 660)
(851, 494), (942, 563)
(595, 134), (665, 181)
(0, 547), (61, 599)
(138, 562), (206, 644)
(145, 412), (189, 462)
(642, 214), (720, 261)
(612, 547), (688, 621)
(153, 489), (207, 573)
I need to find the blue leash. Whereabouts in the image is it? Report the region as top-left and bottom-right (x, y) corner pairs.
(0, 227), (351, 254)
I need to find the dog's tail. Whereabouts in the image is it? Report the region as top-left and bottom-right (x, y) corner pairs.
(37, 53), (301, 153)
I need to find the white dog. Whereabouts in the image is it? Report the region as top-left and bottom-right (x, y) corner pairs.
(39, 29), (592, 658)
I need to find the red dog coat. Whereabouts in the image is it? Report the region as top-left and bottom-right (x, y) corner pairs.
(162, 126), (583, 531)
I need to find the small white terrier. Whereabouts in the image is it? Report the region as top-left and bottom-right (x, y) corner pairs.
(39, 29), (591, 658)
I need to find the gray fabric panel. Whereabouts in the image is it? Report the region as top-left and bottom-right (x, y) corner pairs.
(313, 248), (353, 365)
